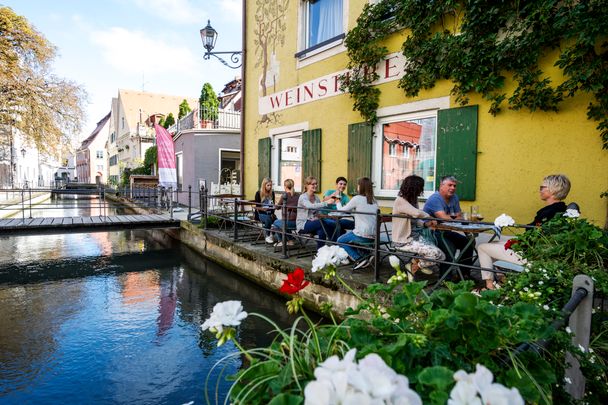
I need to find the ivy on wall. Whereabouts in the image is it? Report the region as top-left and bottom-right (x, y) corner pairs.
(342, 0), (608, 148)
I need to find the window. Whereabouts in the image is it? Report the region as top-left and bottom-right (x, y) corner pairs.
(219, 150), (240, 184)
(97, 165), (104, 172)
(301, 0), (343, 52)
(121, 117), (125, 129)
(376, 113), (437, 197)
(109, 155), (118, 166)
(274, 134), (302, 192)
(110, 132), (116, 143)
(176, 153), (183, 191)
(96, 150), (103, 159)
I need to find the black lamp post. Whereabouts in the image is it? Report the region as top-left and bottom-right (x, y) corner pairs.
(20, 147), (26, 158)
(200, 20), (242, 69)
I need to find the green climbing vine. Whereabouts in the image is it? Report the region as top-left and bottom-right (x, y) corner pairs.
(343, 0), (608, 148)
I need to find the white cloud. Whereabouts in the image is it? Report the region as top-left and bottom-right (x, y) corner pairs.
(90, 27), (197, 75)
(131, 0), (207, 25)
(220, 0), (242, 20)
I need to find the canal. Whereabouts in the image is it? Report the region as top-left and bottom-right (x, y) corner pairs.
(0, 197), (294, 404)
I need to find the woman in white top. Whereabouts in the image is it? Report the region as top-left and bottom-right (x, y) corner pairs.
(296, 176), (337, 248)
(336, 177), (378, 264)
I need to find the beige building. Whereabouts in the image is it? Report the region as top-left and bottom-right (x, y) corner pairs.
(106, 89), (198, 185)
(76, 112), (110, 184)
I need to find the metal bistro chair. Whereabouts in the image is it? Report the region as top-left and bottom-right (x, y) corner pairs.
(347, 215), (394, 270)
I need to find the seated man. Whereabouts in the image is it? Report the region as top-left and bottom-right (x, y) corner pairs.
(423, 175), (475, 278)
(322, 176), (355, 233)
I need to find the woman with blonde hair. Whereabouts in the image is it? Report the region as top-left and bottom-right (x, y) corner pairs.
(271, 179), (300, 245)
(254, 177), (276, 243)
(477, 174), (571, 290)
(296, 176), (337, 248)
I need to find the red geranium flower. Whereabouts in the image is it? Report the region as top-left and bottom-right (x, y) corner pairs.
(504, 238), (519, 250)
(279, 268), (310, 295)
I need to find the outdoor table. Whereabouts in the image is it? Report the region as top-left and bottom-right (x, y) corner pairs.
(317, 212), (353, 242)
(433, 222), (498, 285)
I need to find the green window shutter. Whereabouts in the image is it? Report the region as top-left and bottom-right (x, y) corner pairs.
(435, 105), (478, 201)
(258, 137), (271, 186)
(347, 122), (373, 196)
(302, 128), (322, 190)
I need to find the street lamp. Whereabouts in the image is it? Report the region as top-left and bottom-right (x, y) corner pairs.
(20, 147), (26, 158)
(200, 20), (242, 69)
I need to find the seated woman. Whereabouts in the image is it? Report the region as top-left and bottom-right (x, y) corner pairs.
(271, 178), (300, 245)
(392, 175), (445, 275)
(477, 174), (571, 289)
(296, 176), (337, 248)
(254, 177), (276, 244)
(322, 176), (355, 232)
(336, 177), (378, 269)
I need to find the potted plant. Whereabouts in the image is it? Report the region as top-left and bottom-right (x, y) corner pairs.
(199, 82), (219, 128)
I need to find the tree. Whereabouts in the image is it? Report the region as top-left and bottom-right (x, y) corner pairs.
(144, 146), (157, 173)
(162, 112), (175, 129)
(178, 99), (191, 119)
(0, 6), (86, 156)
(199, 82), (219, 121)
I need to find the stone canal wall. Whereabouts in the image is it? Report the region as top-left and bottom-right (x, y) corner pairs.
(105, 194), (361, 316)
(174, 221), (361, 317)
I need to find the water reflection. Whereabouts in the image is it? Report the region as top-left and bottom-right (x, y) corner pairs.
(0, 201), (297, 404)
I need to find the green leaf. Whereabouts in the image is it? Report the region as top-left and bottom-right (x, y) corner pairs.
(418, 366), (454, 390)
(268, 393), (304, 405)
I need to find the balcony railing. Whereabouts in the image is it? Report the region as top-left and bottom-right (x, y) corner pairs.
(168, 107), (241, 133)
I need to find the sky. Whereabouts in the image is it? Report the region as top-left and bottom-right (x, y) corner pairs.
(3, 0), (243, 142)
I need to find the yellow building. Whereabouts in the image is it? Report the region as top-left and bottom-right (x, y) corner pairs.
(242, 1), (607, 226)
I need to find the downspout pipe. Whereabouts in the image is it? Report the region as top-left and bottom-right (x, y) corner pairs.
(239, 0), (247, 195)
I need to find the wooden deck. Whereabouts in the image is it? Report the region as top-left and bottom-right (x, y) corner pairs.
(0, 214), (180, 236)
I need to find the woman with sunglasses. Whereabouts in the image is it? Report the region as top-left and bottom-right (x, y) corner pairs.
(296, 176), (337, 248)
(477, 174), (571, 290)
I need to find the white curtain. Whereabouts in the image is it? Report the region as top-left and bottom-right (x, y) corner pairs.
(311, 0), (342, 46)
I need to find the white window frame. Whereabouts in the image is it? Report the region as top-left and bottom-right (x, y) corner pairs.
(270, 122), (309, 192)
(217, 148), (240, 184)
(372, 96), (450, 199)
(296, 0), (349, 68)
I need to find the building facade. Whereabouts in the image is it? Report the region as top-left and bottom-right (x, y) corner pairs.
(76, 113), (110, 184)
(243, 0), (608, 225)
(106, 89), (198, 185)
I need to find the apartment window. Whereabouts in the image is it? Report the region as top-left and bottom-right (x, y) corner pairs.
(109, 155), (118, 166)
(121, 117), (125, 129)
(110, 132), (116, 143)
(303, 0), (343, 50)
(96, 150), (103, 159)
(277, 135), (302, 192)
(176, 153), (183, 191)
(376, 113), (437, 197)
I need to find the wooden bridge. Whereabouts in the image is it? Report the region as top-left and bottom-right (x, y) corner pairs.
(0, 214), (180, 236)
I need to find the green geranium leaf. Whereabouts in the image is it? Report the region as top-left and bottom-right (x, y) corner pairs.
(268, 393), (304, 405)
(453, 292), (478, 315)
(418, 366), (454, 390)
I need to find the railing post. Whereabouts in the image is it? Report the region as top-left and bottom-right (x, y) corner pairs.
(28, 187), (32, 218)
(202, 185), (208, 229)
(373, 209), (381, 282)
(188, 185), (192, 219)
(565, 275), (594, 400)
(21, 188), (25, 221)
(233, 198), (238, 241)
(281, 199), (288, 258)
(169, 187), (174, 219)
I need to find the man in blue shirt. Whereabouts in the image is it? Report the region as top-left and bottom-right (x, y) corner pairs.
(423, 175), (475, 279)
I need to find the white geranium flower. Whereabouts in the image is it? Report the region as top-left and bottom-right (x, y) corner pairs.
(566, 326), (572, 334)
(563, 209), (580, 218)
(305, 350), (422, 405)
(201, 300), (248, 333)
(480, 383), (524, 405)
(494, 214), (515, 228)
(543, 305), (550, 310)
(389, 255), (401, 271)
(311, 245), (349, 272)
(451, 364), (523, 405)
(564, 377), (572, 384)
(578, 344), (586, 353)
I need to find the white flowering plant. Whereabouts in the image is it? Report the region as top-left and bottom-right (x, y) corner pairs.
(494, 213), (516, 228)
